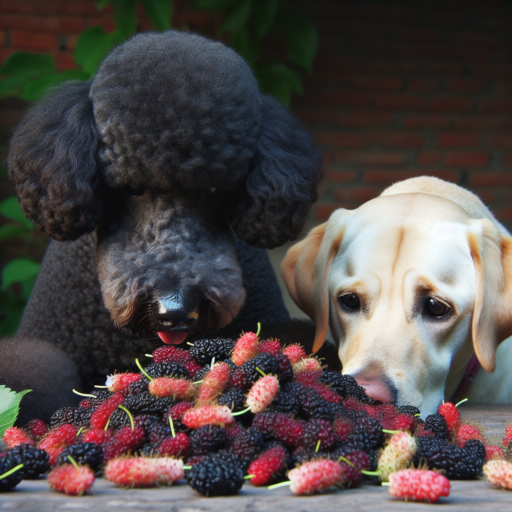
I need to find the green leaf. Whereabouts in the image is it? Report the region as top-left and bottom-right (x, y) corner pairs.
(0, 52), (56, 98)
(97, 0), (111, 8)
(0, 197), (34, 231)
(74, 27), (123, 75)
(253, 0), (280, 38)
(19, 69), (89, 101)
(0, 224), (29, 242)
(142, 0), (173, 30)
(1, 258), (40, 291)
(112, 0), (137, 37)
(193, 0), (238, 10)
(0, 167), (7, 178)
(0, 386), (31, 437)
(0, 296), (26, 337)
(269, 81), (291, 106)
(74, 26), (108, 67)
(0, 52), (55, 76)
(20, 273), (38, 301)
(259, 61), (303, 93)
(256, 61), (303, 106)
(220, 0), (252, 33)
(279, 10), (318, 73)
(230, 29), (261, 66)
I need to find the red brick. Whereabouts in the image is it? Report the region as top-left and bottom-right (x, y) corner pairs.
(0, 14), (84, 33)
(343, 76), (403, 92)
(308, 91), (372, 108)
(367, 131), (423, 148)
(429, 96), (473, 113)
(445, 152), (488, 168)
(323, 150), (334, 167)
(495, 81), (512, 95)
(469, 172), (512, 188)
(53, 52), (76, 70)
(454, 115), (506, 131)
(470, 189), (495, 204)
(324, 170), (358, 183)
(316, 132), (367, 148)
(0, 110), (23, 128)
(418, 152), (442, 165)
(488, 134), (512, 150)
(449, 32), (499, 48)
(86, 18), (117, 33)
(334, 186), (380, 203)
(438, 133), (481, 148)
(403, 114), (452, 129)
(393, 26), (440, 42)
(57, 16), (85, 34)
(66, 34), (79, 52)
(334, 151), (407, 167)
(363, 169), (459, 185)
(294, 109), (396, 127)
(505, 154), (512, 168)
(448, 78), (484, 94)
(10, 30), (58, 52)
(0, 30), (5, 47)
(0, 0), (101, 15)
(407, 78), (442, 93)
(374, 94), (424, 110)
(479, 98), (512, 114)
(0, 48), (15, 64)
(315, 204), (342, 220)
(494, 206), (512, 222)
(471, 63), (512, 79)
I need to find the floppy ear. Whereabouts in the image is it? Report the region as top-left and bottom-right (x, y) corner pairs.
(229, 95), (323, 249)
(8, 80), (102, 241)
(468, 219), (512, 372)
(281, 209), (351, 353)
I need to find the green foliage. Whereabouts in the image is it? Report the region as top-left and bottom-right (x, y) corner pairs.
(194, 0), (318, 105)
(0, 195), (41, 336)
(0, 0), (318, 335)
(0, 385), (31, 437)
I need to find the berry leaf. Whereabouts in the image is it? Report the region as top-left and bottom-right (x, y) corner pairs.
(0, 385), (31, 437)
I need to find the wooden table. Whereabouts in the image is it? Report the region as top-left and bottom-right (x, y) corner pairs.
(2, 404), (511, 512)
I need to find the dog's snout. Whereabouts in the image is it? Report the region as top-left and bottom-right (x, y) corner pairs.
(353, 375), (396, 404)
(153, 294), (199, 331)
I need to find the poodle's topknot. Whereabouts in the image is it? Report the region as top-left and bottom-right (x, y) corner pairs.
(91, 31), (262, 190)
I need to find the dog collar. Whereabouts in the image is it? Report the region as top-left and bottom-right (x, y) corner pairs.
(450, 354), (481, 403)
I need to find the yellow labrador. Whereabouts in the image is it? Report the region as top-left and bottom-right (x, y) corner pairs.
(281, 176), (512, 416)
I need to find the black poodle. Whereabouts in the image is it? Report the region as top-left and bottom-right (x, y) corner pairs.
(0, 31), (323, 423)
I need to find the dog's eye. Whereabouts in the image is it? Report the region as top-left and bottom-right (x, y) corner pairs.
(339, 293), (360, 311)
(424, 297), (451, 317)
(205, 187), (221, 199)
(126, 185), (145, 197)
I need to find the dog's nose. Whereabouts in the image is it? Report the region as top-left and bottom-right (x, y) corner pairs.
(153, 294), (199, 331)
(353, 377), (395, 404)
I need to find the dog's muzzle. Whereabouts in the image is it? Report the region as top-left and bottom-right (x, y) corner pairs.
(151, 293), (199, 345)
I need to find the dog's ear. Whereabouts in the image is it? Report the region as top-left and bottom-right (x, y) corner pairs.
(8, 80), (102, 241)
(468, 219), (512, 372)
(229, 95), (323, 249)
(281, 209), (351, 353)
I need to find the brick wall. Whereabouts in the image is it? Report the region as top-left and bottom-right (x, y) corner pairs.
(1, 0), (512, 229)
(294, 0), (512, 227)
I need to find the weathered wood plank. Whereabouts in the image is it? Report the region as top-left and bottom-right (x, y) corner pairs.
(1, 404), (511, 511)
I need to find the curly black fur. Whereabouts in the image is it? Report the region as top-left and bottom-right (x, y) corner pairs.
(1, 30), (323, 424)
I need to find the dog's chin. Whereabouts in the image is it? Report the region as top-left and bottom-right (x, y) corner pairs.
(128, 301), (225, 345)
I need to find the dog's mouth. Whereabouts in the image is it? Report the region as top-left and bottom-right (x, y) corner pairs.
(130, 299), (219, 344)
(155, 331), (189, 345)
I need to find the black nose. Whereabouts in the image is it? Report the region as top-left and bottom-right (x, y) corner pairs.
(153, 293), (199, 331)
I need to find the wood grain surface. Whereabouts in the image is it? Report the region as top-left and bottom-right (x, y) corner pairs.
(1, 404), (511, 512)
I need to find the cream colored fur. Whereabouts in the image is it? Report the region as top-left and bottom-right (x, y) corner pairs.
(281, 176), (512, 416)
